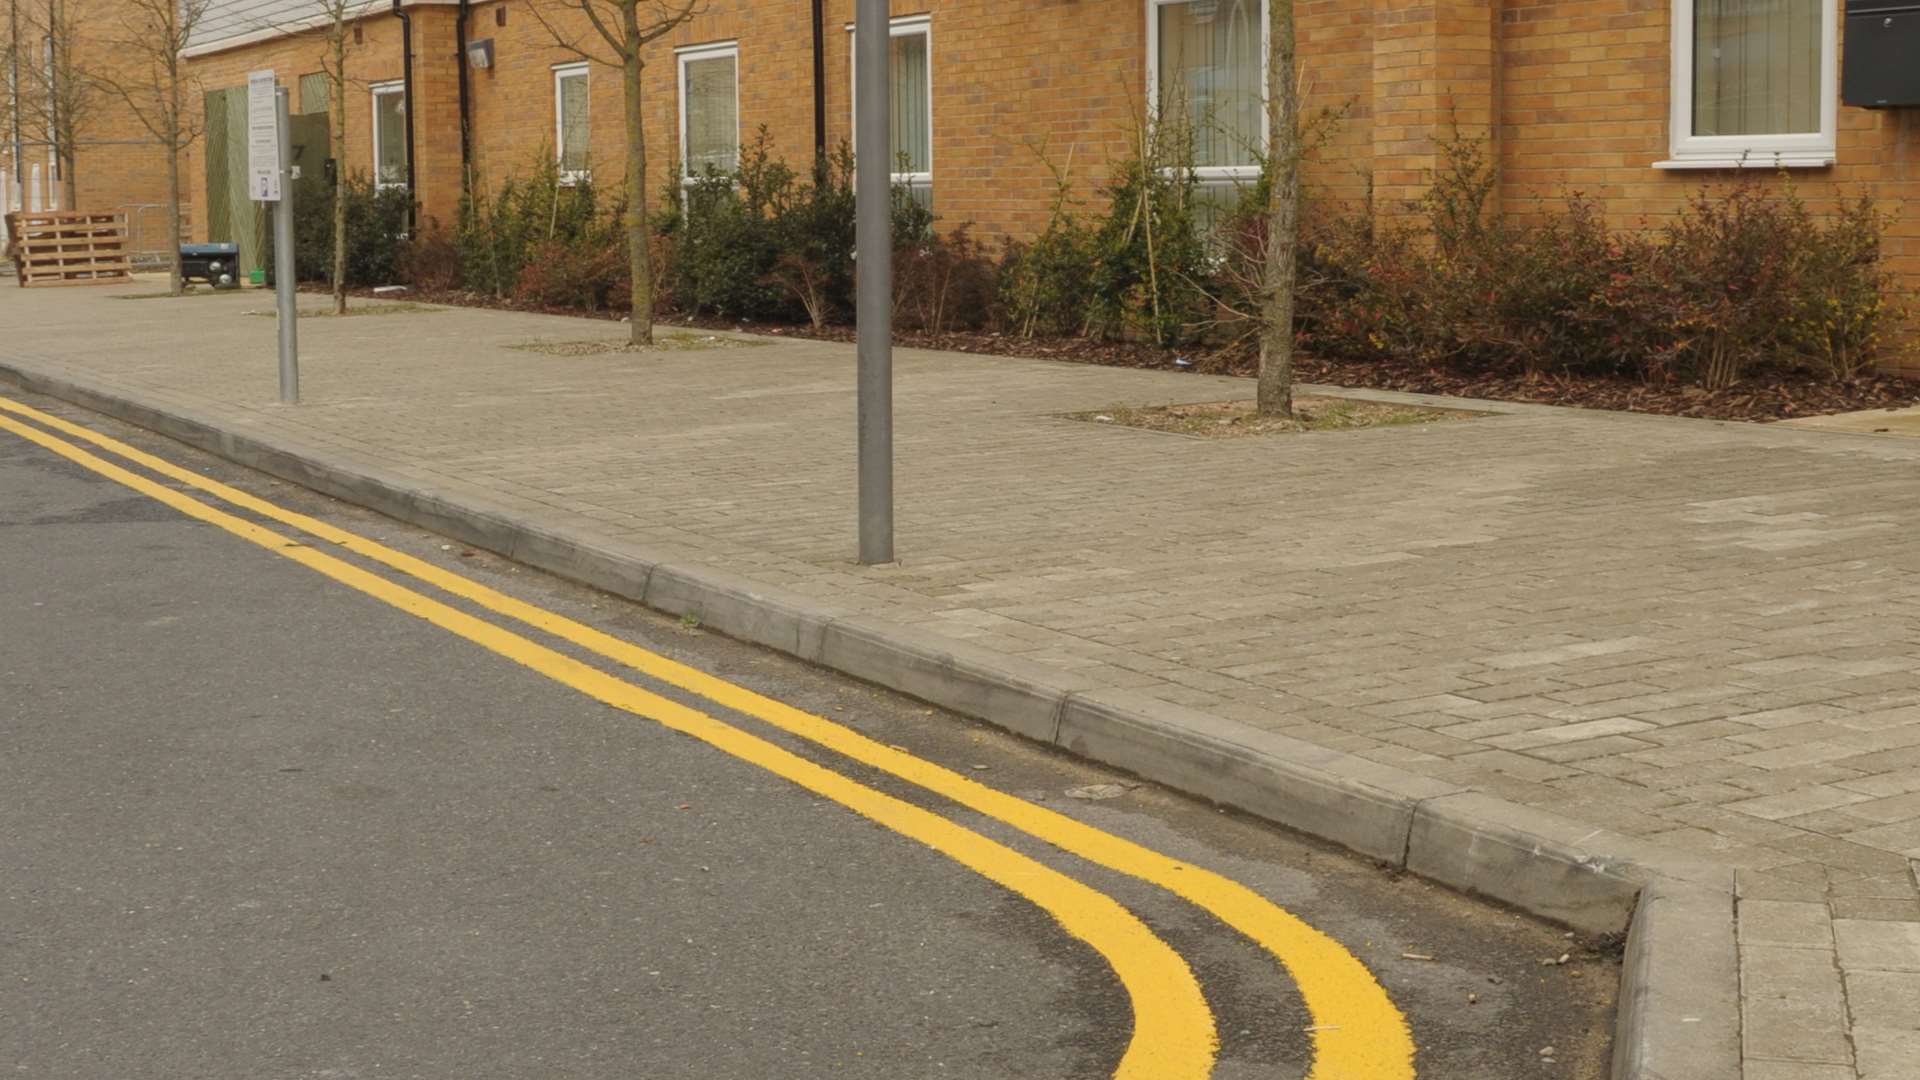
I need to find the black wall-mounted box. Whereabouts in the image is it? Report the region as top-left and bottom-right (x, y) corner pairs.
(1843, 2), (1920, 108)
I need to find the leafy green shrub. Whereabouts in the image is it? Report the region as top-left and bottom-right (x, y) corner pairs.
(764, 146), (857, 326)
(666, 131), (956, 325)
(456, 154), (603, 298)
(402, 219), (460, 292)
(1298, 132), (1901, 387)
(513, 230), (628, 312)
(667, 132), (800, 320)
(999, 162), (1098, 338)
(1086, 126), (1214, 346)
(268, 172), (412, 287)
(1606, 184), (1895, 387)
(895, 223), (996, 332)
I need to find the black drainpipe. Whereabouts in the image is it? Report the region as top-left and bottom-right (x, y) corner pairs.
(810, 0), (826, 172)
(455, 0), (471, 191)
(391, 0), (416, 198)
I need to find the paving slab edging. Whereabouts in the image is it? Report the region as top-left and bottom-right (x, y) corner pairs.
(0, 360), (1741, 1080)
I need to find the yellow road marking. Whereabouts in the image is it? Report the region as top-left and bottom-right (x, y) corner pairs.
(0, 409), (1217, 1080)
(0, 394), (1418, 1078)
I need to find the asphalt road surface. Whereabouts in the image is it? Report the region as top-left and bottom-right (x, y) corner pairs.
(0, 387), (1615, 1079)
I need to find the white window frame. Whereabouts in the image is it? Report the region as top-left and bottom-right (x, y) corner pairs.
(370, 80), (406, 190)
(676, 41), (739, 184)
(552, 62), (591, 185)
(846, 14), (932, 194)
(1658, 0), (1838, 170)
(1145, 0), (1268, 186)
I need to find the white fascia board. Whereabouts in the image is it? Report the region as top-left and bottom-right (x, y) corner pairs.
(183, 0), (458, 60)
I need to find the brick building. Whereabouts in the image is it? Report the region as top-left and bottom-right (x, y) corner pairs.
(2, 0), (188, 262)
(181, 1), (1917, 364)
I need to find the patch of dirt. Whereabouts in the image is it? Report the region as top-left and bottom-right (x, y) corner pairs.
(245, 301), (434, 318)
(112, 288), (232, 300)
(506, 333), (767, 356)
(324, 284), (1920, 423)
(1067, 396), (1474, 438)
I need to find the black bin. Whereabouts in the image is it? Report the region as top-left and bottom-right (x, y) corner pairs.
(1844, 2), (1920, 108)
(179, 242), (241, 289)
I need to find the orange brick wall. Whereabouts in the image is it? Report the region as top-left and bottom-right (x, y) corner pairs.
(185, 15), (417, 249)
(178, 0), (1919, 371)
(185, 0), (1378, 240)
(1500, 1), (1920, 375)
(1, 0), (187, 260)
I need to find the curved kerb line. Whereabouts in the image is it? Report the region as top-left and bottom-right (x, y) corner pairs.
(0, 410), (1216, 1080)
(0, 393), (1417, 1078)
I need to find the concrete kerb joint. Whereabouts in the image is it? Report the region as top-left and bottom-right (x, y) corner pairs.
(0, 359), (1744, 1080)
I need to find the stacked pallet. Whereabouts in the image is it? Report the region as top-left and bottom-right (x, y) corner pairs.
(5, 210), (132, 287)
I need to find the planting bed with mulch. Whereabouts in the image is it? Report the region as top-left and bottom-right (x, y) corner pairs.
(1066, 397), (1475, 437)
(321, 284), (1919, 424)
(507, 333), (765, 356)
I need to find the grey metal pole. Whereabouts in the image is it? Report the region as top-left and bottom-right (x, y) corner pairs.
(273, 87), (299, 405)
(853, 0), (893, 564)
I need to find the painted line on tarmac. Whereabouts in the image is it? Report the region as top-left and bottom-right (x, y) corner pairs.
(0, 393), (1417, 1079)
(0, 409), (1216, 1080)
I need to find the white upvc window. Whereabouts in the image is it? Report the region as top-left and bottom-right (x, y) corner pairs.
(370, 80), (407, 189)
(1147, 0), (1266, 224)
(553, 62), (591, 183)
(1659, 0), (1838, 169)
(847, 14), (932, 202)
(677, 41), (739, 182)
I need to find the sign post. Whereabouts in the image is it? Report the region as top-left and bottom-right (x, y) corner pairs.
(853, 0), (892, 564)
(249, 71), (298, 405)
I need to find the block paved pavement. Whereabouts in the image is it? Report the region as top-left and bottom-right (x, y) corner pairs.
(6, 279), (1920, 1075)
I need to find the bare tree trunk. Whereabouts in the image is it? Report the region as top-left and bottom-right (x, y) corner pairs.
(164, 139), (183, 295)
(91, 0), (206, 297)
(329, 21), (347, 314)
(163, 40), (183, 296)
(60, 154), (75, 210)
(526, 0), (698, 346)
(621, 28), (651, 346)
(1256, 0), (1299, 418)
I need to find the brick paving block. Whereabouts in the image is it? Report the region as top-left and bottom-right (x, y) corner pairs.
(1485, 716), (1655, 751)
(1739, 945), (1855, 1065)
(1852, 1026), (1920, 1079)
(1838, 791), (1920, 826)
(1742, 1062), (1862, 1080)
(1738, 900), (1835, 948)
(1727, 787), (1873, 822)
(1843, 820), (1920, 856)
(1832, 897), (1920, 922)
(1527, 734), (1660, 764)
(1844, 970), (1920, 1029)
(1827, 868), (1920, 895)
(1834, 920), (1920, 973)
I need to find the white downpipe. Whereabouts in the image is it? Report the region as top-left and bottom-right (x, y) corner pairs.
(28, 162), (41, 210)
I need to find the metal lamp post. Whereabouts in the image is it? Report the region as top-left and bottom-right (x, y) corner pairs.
(853, 0), (893, 565)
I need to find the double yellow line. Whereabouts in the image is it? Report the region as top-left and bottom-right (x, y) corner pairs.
(0, 394), (1415, 1079)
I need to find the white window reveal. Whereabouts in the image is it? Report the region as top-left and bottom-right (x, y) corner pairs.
(1660, 0), (1838, 169)
(848, 15), (932, 204)
(1147, 0), (1265, 226)
(554, 62), (591, 183)
(371, 80), (407, 189)
(678, 42), (739, 181)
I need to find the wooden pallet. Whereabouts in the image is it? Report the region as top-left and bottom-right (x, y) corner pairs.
(6, 210), (133, 287)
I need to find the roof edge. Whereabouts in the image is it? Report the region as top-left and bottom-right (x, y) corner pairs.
(183, 0), (457, 60)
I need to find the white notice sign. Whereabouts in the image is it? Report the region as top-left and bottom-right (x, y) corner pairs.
(248, 70), (282, 202)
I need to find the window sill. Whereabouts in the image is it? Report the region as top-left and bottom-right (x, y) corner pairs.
(1653, 152), (1835, 170)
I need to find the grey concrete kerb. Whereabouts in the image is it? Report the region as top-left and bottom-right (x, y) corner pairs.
(0, 358), (1742, 1080)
